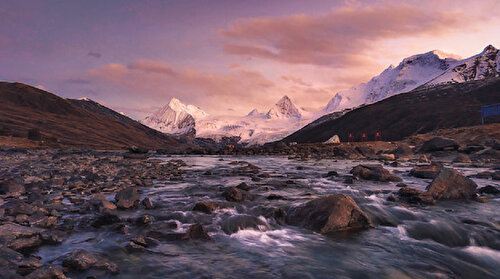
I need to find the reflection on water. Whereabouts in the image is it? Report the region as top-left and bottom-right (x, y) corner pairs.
(38, 155), (500, 278)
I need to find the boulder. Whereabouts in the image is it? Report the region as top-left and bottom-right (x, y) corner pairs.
(222, 187), (252, 202)
(477, 185), (500, 195)
(286, 194), (372, 234)
(193, 201), (222, 214)
(115, 187), (140, 209)
(0, 223), (43, 251)
(351, 165), (402, 182)
(25, 265), (67, 279)
(397, 187), (435, 205)
(0, 179), (25, 197)
(420, 137), (459, 152)
(220, 215), (269, 234)
(62, 249), (119, 274)
(391, 143), (414, 157)
(426, 168), (477, 200)
(409, 163), (443, 179)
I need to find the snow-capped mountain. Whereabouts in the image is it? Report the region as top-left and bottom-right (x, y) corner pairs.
(266, 95), (302, 119)
(141, 98), (207, 134)
(143, 95), (310, 145)
(323, 45), (500, 114)
(426, 45), (500, 85)
(323, 50), (461, 113)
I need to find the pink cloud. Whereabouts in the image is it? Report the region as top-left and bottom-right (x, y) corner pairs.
(219, 5), (475, 67)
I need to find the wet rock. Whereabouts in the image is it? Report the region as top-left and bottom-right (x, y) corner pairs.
(397, 187), (436, 205)
(0, 223), (43, 252)
(193, 201), (222, 214)
(62, 249), (119, 274)
(267, 194), (285, 200)
(0, 246), (42, 277)
(221, 215), (269, 234)
(115, 187), (140, 209)
(236, 182), (251, 191)
(378, 154), (395, 161)
(147, 223), (210, 241)
(286, 194), (372, 234)
(91, 213), (121, 228)
(396, 183), (407, 188)
(125, 236), (158, 252)
(477, 185), (500, 195)
(25, 265), (67, 279)
(426, 168), (477, 200)
(453, 154), (471, 164)
(87, 194), (117, 212)
(409, 163), (443, 179)
(406, 221), (470, 247)
(350, 165), (402, 182)
(222, 187), (253, 202)
(391, 143), (414, 157)
(141, 197), (154, 209)
(40, 230), (64, 245)
(324, 171), (339, 177)
(474, 195), (488, 203)
(420, 137), (459, 152)
(0, 179), (25, 197)
(135, 214), (153, 226)
(185, 223), (211, 240)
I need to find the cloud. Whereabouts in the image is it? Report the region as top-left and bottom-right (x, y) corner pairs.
(88, 51), (101, 58)
(85, 61), (279, 116)
(127, 60), (177, 76)
(281, 75), (312, 86)
(219, 5), (475, 67)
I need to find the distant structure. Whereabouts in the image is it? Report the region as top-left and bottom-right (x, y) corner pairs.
(481, 103), (500, 124)
(324, 135), (340, 144)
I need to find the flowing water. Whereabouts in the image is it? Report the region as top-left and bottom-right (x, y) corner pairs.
(37, 156), (500, 278)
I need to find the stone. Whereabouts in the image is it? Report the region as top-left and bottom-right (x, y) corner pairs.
(115, 187), (140, 209)
(378, 154), (395, 161)
(0, 179), (25, 197)
(453, 153), (472, 164)
(350, 165), (402, 182)
(193, 201), (221, 214)
(324, 171), (339, 177)
(91, 213), (121, 228)
(62, 249), (119, 274)
(397, 187), (436, 205)
(222, 187), (252, 202)
(221, 215), (269, 234)
(420, 137), (459, 152)
(409, 163), (443, 179)
(25, 265), (67, 279)
(391, 143), (414, 157)
(135, 214), (153, 226)
(286, 194), (372, 234)
(141, 197), (154, 209)
(426, 168), (477, 200)
(477, 185), (500, 195)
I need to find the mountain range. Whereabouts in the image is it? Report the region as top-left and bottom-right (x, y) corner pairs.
(141, 45), (500, 144)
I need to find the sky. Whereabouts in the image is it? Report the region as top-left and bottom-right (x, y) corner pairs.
(1, 0), (499, 119)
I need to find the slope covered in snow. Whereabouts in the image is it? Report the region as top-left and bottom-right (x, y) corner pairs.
(141, 98), (207, 135)
(323, 45), (500, 114)
(323, 50), (461, 113)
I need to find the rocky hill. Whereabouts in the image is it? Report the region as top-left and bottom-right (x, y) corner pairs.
(0, 82), (183, 149)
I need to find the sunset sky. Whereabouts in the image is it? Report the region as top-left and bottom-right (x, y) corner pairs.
(1, 0), (499, 119)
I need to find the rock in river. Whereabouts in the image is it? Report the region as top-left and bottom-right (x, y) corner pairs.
(286, 194), (372, 234)
(222, 187), (253, 202)
(115, 187), (140, 209)
(62, 249), (119, 274)
(426, 168), (477, 200)
(351, 165), (402, 182)
(409, 163), (443, 179)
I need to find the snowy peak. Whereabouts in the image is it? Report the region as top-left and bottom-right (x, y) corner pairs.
(266, 95), (302, 120)
(427, 44), (499, 85)
(141, 97), (207, 134)
(246, 108), (266, 118)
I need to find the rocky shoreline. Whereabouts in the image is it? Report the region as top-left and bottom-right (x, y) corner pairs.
(0, 136), (499, 278)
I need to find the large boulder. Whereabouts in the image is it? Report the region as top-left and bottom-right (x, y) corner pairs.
(286, 194), (372, 234)
(115, 187), (140, 209)
(351, 165), (402, 182)
(409, 163), (443, 179)
(420, 137), (459, 152)
(397, 187), (436, 205)
(426, 168), (477, 200)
